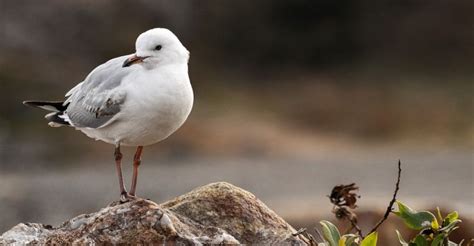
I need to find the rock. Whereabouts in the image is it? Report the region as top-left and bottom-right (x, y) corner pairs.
(0, 182), (305, 245)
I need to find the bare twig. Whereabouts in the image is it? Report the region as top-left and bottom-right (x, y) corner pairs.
(293, 228), (317, 246)
(367, 160), (402, 235)
(292, 228), (307, 237)
(314, 228), (324, 242)
(298, 234), (311, 245)
(305, 233), (317, 246)
(334, 205), (363, 237)
(348, 216), (363, 237)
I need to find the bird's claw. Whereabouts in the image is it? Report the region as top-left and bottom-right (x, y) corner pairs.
(119, 192), (137, 203)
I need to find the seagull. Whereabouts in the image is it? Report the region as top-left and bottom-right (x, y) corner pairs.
(23, 28), (193, 201)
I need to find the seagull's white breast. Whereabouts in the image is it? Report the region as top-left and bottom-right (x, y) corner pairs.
(79, 63), (193, 146)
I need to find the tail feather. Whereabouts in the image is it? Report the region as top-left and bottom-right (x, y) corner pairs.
(45, 112), (70, 127)
(23, 100), (70, 127)
(23, 100), (68, 112)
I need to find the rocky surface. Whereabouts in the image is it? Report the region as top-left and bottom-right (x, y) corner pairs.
(0, 182), (305, 245)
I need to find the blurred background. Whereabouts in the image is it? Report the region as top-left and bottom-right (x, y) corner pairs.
(0, 0), (472, 244)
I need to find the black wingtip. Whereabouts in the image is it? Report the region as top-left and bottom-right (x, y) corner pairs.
(23, 100), (42, 108)
(23, 100), (34, 106)
(22, 100), (68, 111)
(23, 100), (41, 108)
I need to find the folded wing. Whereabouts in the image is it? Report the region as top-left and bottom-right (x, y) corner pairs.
(65, 55), (132, 129)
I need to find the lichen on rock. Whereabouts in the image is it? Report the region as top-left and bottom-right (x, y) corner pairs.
(0, 182), (305, 245)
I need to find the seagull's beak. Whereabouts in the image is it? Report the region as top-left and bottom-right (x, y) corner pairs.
(122, 54), (148, 67)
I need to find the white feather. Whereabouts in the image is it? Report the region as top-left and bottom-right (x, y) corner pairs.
(63, 28), (193, 147)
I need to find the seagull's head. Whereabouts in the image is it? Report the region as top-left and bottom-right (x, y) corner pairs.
(123, 28), (189, 69)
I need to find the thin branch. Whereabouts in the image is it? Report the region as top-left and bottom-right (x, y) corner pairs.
(298, 234), (311, 245)
(292, 228), (307, 237)
(305, 233), (317, 246)
(367, 160), (402, 235)
(314, 228), (325, 244)
(293, 228), (310, 245)
(339, 206), (363, 237)
(349, 217), (363, 237)
(293, 228), (317, 246)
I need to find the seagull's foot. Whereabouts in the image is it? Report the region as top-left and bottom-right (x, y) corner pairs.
(119, 192), (137, 203)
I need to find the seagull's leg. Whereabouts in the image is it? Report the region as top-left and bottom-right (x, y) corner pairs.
(114, 144), (128, 202)
(129, 146), (143, 197)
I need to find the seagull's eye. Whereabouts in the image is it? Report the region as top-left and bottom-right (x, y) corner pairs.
(154, 45), (162, 51)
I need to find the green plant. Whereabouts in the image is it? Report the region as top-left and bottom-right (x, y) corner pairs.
(293, 161), (472, 246)
(307, 202), (469, 246)
(394, 201), (466, 246)
(318, 220), (378, 246)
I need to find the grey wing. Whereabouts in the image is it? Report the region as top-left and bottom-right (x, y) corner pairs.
(65, 55), (131, 128)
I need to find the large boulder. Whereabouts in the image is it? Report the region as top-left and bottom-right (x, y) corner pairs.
(0, 182), (305, 245)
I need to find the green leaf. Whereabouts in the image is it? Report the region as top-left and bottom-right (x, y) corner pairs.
(432, 219), (440, 230)
(396, 230), (409, 246)
(439, 219), (461, 234)
(339, 237), (346, 246)
(345, 237), (359, 246)
(413, 235), (428, 246)
(431, 234), (445, 246)
(436, 207), (443, 222)
(339, 234), (359, 246)
(360, 232), (377, 246)
(320, 220), (341, 246)
(395, 201), (438, 230)
(445, 211), (458, 224)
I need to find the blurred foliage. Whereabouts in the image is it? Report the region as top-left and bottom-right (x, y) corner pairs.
(394, 200), (439, 231)
(313, 220), (377, 246)
(309, 202), (469, 246)
(394, 201), (468, 246)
